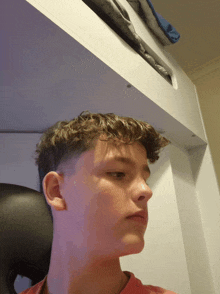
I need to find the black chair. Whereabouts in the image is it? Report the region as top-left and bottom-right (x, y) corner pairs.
(0, 183), (53, 294)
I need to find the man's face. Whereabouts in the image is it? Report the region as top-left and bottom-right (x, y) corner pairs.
(58, 138), (153, 259)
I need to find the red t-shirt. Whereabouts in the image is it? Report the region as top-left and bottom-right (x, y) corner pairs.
(19, 271), (177, 294)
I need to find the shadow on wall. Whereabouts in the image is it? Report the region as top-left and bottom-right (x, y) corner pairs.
(148, 147), (171, 191)
(188, 144), (207, 183)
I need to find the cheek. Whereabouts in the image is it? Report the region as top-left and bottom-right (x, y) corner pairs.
(65, 176), (128, 225)
(64, 181), (91, 216)
(94, 179), (127, 216)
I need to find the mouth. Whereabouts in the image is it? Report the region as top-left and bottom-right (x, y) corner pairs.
(127, 215), (147, 225)
(126, 210), (148, 226)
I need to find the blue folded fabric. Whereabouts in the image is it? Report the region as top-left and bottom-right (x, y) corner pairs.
(83, 0), (180, 48)
(147, 0), (180, 44)
(126, 0), (180, 45)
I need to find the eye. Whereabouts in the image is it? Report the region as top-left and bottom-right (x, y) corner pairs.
(107, 172), (126, 180)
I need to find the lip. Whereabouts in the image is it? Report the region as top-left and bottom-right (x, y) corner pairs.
(127, 215), (147, 225)
(127, 210), (148, 225)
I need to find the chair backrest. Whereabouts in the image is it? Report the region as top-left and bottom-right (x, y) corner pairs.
(0, 183), (53, 294)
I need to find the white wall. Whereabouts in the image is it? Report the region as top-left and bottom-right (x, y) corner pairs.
(191, 64), (220, 189)
(170, 143), (217, 294)
(188, 144), (220, 294)
(0, 133), (41, 190)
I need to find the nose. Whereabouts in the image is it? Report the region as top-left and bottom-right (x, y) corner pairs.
(132, 180), (153, 202)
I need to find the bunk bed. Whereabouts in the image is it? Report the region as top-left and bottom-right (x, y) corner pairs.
(25, 0), (206, 152)
(82, 0), (180, 84)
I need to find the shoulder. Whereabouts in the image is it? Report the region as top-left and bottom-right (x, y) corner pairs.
(18, 286), (36, 294)
(18, 289), (31, 294)
(124, 271), (178, 294)
(143, 285), (178, 293)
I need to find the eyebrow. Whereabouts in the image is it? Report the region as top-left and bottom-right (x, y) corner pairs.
(105, 156), (151, 176)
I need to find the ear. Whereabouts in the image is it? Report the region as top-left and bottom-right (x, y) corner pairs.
(43, 171), (66, 211)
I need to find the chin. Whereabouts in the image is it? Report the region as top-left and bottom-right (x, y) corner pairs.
(121, 236), (145, 256)
(121, 246), (144, 258)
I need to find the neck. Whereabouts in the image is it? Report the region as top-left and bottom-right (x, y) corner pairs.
(46, 248), (129, 294)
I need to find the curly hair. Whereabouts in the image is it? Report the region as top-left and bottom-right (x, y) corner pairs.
(35, 110), (170, 193)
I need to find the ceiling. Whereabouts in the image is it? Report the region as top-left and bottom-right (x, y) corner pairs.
(1, 0), (220, 133)
(152, 0), (220, 75)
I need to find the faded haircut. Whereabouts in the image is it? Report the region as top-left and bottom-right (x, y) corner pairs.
(35, 110), (170, 194)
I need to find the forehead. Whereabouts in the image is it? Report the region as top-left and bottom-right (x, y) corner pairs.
(64, 139), (150, 178)
(88, 138), (150, 174)
(93, 139), (147, 162)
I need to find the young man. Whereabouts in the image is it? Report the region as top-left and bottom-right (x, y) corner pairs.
(19, 111), (177, 294)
